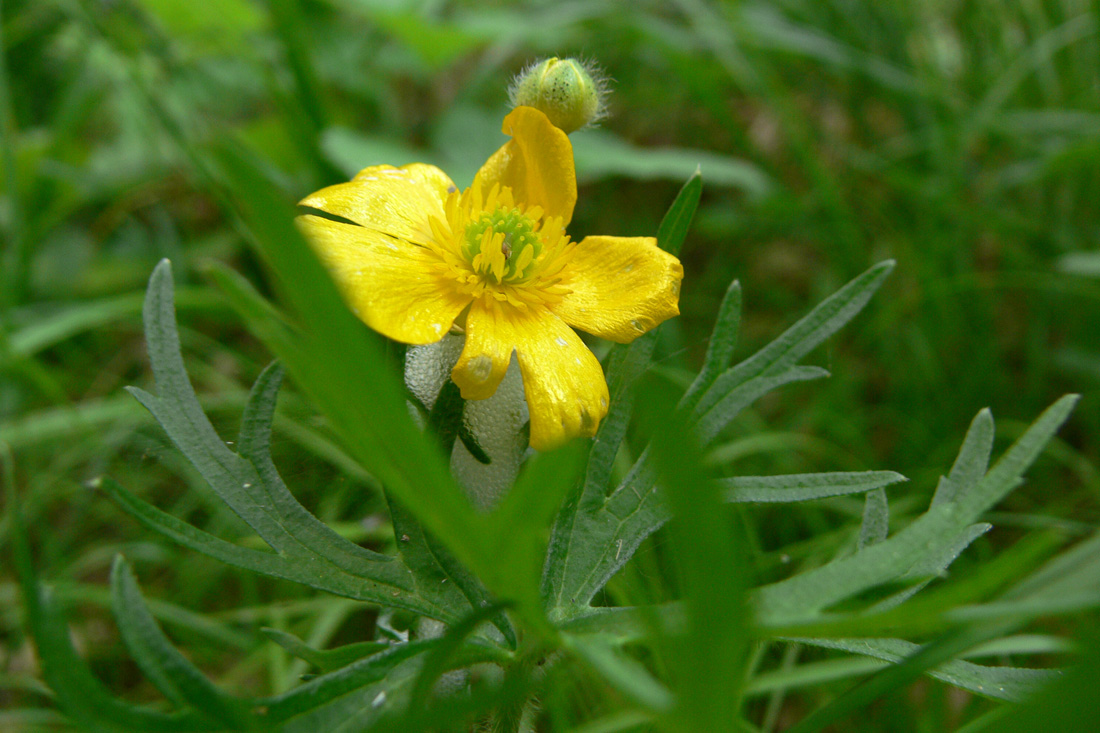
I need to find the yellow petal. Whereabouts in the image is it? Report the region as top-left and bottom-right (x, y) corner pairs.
(452, 299), (515, 401)
(554, 236), (683, 343)
(299, 164), (454, 244)
(452, 299), (609, 451)
(473, 107), (577, 225)
(296, 214), (469, 344)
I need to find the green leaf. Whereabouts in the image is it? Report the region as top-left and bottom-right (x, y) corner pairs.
(932, 408), (994, 506)
(782, 624), (1017, 733)
(205, 142), (489, 590)
(109, 556), (252, 727)
(789, 637), (1058, 702)
(258, 642), (433, 725)
(5, 459), (209, 732)
(695, 365), (830, 444)
(680, 278), (742, 412)
(656, 167), (702, 256)
(545, 264), (895, 618)
(754, 396), (1079, 626)
(236, 360), (401, 575)
(129, 261), (306, 555)
(961, 530), (1100, 619)
(99, 476), (452, 619)
(858, 488), (889, 549)
(121, 263), (478, 620)
(642, 387), (750, 729)
(563, 634), (674, 712)
(320, 127), (433, 179)
(386, 494), (517, 649)
(721, 471), (907, 503)
(485, 442), (586, 631)
(135, 0), (263, 40)
(871, 523), (992, 612)
(4, 288), (219, 361)
(692, 261), (895, 429)
(261, 628), (389, 674)
(542, 332), (661, 616)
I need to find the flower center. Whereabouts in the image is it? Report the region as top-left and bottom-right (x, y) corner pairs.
(461, 208), (543, 284)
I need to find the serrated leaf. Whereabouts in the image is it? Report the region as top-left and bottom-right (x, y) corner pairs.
(109, 556), (251, 727)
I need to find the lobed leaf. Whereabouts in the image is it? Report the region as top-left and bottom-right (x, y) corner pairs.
(109, 556), (252, 728)
(721, 471), (907, 503)
(680, 278), (742, 412)
(545, 263), (895, 616)
(99, 476), (453, 620)
(691, 261), (895, 428)
(754, 395), (1078, 626)
(7, 467), (209, 732)
(261, 628), (388, 674)
(789, 637), (1058, 702)
(932, 408), (995, 507)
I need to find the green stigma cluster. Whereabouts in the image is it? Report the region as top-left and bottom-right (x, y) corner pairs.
(509, 57), (608, 134)
(462, 208), (542, 283)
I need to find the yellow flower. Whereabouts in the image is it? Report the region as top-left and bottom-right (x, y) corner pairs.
(296, 106), (683, 450)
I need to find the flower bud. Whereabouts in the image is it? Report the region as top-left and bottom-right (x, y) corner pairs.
(509, 57), (608, 134)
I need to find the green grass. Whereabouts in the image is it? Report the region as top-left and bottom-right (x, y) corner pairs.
(2, 0), (1099, 730)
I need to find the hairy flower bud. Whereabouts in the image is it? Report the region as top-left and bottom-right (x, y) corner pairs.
(509, 57), (608, 134)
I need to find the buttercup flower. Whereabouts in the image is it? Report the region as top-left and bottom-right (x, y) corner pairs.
(297, 106), (682, 450)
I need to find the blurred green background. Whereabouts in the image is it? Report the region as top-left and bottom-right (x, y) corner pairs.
(2, 0), (1098, 729)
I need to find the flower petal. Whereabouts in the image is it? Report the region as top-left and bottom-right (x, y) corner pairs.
(453, 299), (609, 451)
(299, 164), (454, 243)
(451, 300), (515, 401)
(554, 236), (683, 343)
(473, 106), (577, 225)
(296, 213), (469, 344)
